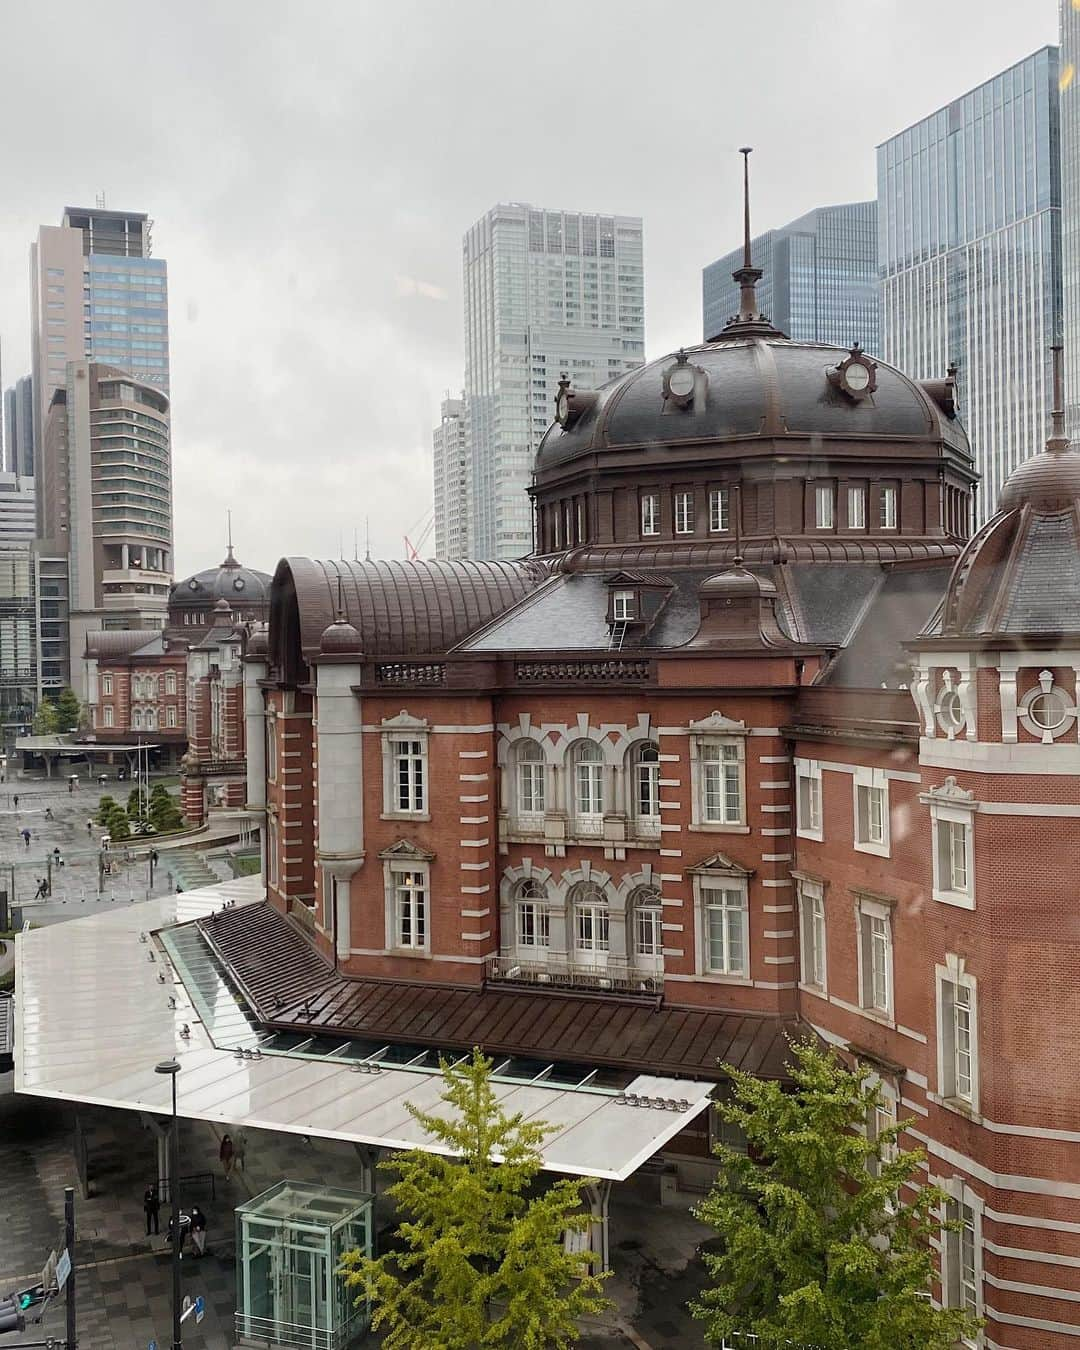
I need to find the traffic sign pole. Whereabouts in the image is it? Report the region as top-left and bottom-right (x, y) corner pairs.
(64, 1185), (75, 1350)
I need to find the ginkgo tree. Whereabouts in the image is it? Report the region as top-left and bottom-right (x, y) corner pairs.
(690, 1040), (981, 1350)
(339, 1048), (611, 1350)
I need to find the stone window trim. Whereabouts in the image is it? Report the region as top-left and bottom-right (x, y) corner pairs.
(853, 892), (894, 1023)
(101, 673), (113, 696)
(933, 954), (980, 1118)
(688, 711), (749, 834)
(852, 766), (890, 858)
(380, 839), (435, 957)
(1017, 669), (1078, 743)
(794, 757), (823, 841)
(689, 852), (753, 984)
(937, 1175), (984, 1327)
(910, 658), (976, 743)
(380, 710), (431, 822)
(797, 876), (827, 994)
(921, 777), (977, 910)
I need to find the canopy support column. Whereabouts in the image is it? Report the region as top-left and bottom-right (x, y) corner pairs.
(353, 1142), (379, 1195)
(582, 1179), (612, 1273)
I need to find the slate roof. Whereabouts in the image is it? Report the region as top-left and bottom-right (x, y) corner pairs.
(198, 902), (805, 1083)
(84, 630), (169, 660)
(824, 566), (953, 687)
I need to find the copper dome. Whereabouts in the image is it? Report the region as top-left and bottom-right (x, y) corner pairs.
(319, 617), (363, 657)
(998, 446), (1080, 513)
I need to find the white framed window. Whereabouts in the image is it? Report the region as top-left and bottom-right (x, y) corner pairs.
(942, 1182), (982, 1327)
(391, 868), (428, 950)
(880, 484), (898, 529)
(165, 670), (176, 695)
(630, 885), (663, 968)
(133, 708), (143, 730)
(866, 1081), (898, 1178)
(708, 487), (729, 532)
(632, 740), (660, 836)
(795, 758), (822, 840)
(515, 739), (546, 830)
(674, 490), (694, 534)
(815, 484), (834, 529)
(640, 493), (660, 536)
(853, 768), (890, 857)
(102, 673), (113, 695)
(267, 817), (280, 889)
(925, 780), (976, 908)
(936, 956), (978, 1110)
(798, 879), (827, 991)
(103, 706), (114, 728)
(515, 878), (550, 951)
(856, 896), (893, 1017)
(1018, 670), (1077, 743)
(166, 706), (177, 728)
(612, 589), (636, 621)
(571, 882), (609, 956)
(266, 721), (277, 783)
(145, 707), (158, 730)
(847, 485), (866, 529)
(701, 741), (743, 825)
(700, 883), (748, 978)
(381, 715), (430, 818)
(572, 740), (605, 836)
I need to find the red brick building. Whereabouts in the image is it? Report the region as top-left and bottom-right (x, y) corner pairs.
(84, 545), (270, 815)
(239, 281), (1080, 1342)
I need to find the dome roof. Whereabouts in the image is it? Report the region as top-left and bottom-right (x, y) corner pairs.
(171, 544), (272, 607)
(999, 445), (1080, 513)
(319, 616), (363, 657)
(700, 567), (777, 600)
(246, 623), (269, 658)
(535, 338), (969, 478)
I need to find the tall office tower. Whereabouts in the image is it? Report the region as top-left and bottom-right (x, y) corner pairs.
(0, 475), (36, 545)
(458, 203), (645, 560)
(41, 362), (171, 696)
(3, 375), (34, 477)
(702, 201), (878, 346)
(1061, 2), (1080, 437)
(878, 47), (1062, 519)
(29, 207), (169, 509)
(432, 395), (469, 559)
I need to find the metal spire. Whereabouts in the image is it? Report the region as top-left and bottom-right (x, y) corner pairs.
(1048, 345), (1070, 453)
(714, 148), (786, 341)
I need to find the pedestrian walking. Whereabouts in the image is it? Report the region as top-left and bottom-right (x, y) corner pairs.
(21, 827), (31, 848)
(13, 794), (19, 810)
(86, 819), (94, 837)
(190, 1205), (207, 1256)
(44, 806), (53, 821)
(219, 1133), (235, 1180)
(143, 1183), (160, 1236)
(34, 877), (48, 900)
(53, 846), (64, 868)
(68, 779), (74, 795)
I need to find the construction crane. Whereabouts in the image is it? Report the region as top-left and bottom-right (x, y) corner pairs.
(403, 510), (435, 561)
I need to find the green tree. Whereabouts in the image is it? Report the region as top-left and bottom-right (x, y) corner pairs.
(148, 787), (182, 832)
(691, 1041), (981, 1350)
(96, 795), (121, 827)
(127, 787), (148, 819)
(339, 1048), (611, 1350)
(54, 687), (82, 732)
(32, 699), (59, 736)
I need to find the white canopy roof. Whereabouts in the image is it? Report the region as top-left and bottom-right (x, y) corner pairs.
(14, 878), (714, 1181)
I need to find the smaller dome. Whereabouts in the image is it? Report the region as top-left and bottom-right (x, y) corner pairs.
(999, 446), (1080, 513)
(246, 624), (269, 658)
(319, 617), (363, 657)
(700, 567), (778, 600)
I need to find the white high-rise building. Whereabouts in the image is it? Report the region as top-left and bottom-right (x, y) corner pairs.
(450, 203), (645, 560)
(432, 396), (469, 559)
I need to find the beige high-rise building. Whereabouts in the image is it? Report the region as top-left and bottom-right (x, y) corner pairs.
(42, 361), (172, 694)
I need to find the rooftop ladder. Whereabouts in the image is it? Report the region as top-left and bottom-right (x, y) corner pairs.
(608, 621), (628, 651)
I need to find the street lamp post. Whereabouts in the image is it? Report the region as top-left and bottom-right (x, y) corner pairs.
(155, 1059), (182, 1350)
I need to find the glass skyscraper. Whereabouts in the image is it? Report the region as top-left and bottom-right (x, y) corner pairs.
(446, 203), (645, 561)
(1060, 2), (1080, 439)
(702, 202), (878, 347)
(878, 47), (1062, 520)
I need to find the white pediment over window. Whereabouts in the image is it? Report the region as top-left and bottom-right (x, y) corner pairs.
(380, 710), (429, 731)
(689, 711), (748, 736)
(686, 851), (754, 878)
(378, 838), (436, 862)
(923, 775), (976, 805)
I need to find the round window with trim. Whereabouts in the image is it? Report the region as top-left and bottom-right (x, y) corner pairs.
(233, 577), (245, 591)
(935, 687), (965, 736)
(1018, 678), (1075, 741)
(188, 579), (199, 591)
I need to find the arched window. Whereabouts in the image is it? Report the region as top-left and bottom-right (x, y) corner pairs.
(571, 882), (609, 956)
(515, 740), (545, 829)
(630, 885), (663, 967)
(631, 741), (660, 836)
(132, 708), (143, 730)
(572, 741), (604, 836)
(145, 707), (157, 730)
(515, 878), (550, 951)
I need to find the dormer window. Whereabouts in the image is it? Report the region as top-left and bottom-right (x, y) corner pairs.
(612, 590), (636, 622)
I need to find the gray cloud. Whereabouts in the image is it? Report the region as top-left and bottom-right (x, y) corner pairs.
(0, 0), (1057, 576)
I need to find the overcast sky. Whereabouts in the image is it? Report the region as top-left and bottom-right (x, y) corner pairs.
(0, 0), (1058, 578)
